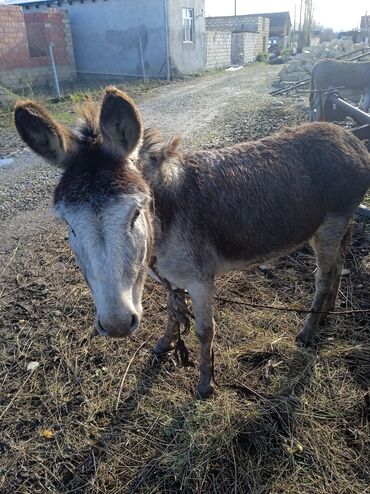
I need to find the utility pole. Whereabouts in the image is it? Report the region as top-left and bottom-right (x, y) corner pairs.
(292, 4), (297, 51)
(234, 0), (237, 16)
(303, 0), (313, 47)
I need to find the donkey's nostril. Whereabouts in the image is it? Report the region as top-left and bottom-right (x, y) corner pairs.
(130, 314), (139, 332)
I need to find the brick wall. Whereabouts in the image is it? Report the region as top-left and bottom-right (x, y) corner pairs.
(206, 31), (232, 70)
(0, 5), (76, 90)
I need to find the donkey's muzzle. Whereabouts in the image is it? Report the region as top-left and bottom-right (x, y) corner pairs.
(96, 313), (139, 338)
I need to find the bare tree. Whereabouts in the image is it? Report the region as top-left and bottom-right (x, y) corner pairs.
(303, 0), (314, 46)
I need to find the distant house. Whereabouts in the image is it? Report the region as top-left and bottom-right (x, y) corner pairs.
(9, 0), (206, 80)
(0, 4), (76, 89)
(338, 30), (364, 44)
(205, 14), (269, 69)
(253, 11), (291, 48)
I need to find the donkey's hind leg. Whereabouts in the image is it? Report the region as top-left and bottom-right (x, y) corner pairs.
(324, 226), (351, 314)
(188, 280), (215, 399)
(297, 216), (351, 346)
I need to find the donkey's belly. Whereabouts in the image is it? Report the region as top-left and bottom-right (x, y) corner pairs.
(212, 213), (321, 265)
(215, 241), (304, 275)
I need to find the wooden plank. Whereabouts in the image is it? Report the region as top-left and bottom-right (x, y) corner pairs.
(348, 51), (370, 61)
(269, 77), (310, 96)
(336, 47), (368, 60)
(351, 124), (370, 140)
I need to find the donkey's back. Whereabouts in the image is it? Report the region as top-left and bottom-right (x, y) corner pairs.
(172, 123), (370, 264)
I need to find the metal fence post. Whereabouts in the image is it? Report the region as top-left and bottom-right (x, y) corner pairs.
(48, 43), (61, 98)
(139, 36), (146, 83)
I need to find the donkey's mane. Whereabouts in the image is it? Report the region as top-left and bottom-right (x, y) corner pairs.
(77, 98), (102, 145)
(141, 128), (182, 162)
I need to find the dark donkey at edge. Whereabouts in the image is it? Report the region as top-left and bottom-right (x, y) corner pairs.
(15, 87), (370, 398)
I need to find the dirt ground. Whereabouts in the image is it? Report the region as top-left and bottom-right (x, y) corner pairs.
(0, 64), (369, 493)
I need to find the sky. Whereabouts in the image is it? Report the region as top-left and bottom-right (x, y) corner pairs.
(205, 1), (370, 31)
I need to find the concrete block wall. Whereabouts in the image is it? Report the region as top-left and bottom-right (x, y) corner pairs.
(230, 32), (261, 65)
(242, 32), (260, 63)
(206, 30), (231, 69)
(259, 18), (269, 53)
(0, 5), (75, 89)
(61, 10), (76, 73)
(206, 15), (265, 34)
(205, 14), (269, 70)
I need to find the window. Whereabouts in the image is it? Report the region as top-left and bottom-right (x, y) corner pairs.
(25, 21), (47, 57)
(182, 8), (194, 43)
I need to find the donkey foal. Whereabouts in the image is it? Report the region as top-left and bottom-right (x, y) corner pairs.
(15, 88), (370, 399)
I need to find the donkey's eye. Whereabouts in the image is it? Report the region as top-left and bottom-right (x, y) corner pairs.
(130, 209), (140, 229)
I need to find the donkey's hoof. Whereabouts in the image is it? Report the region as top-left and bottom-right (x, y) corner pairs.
(153, 337), (175, 355)
(296, 330), (313, 347)
(196, 383), (214, 400)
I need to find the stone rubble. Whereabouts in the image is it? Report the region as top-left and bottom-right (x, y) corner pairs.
(272, 38), (370, 89)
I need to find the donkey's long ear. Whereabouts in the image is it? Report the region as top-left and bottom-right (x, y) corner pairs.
(140, 128), (182, 186)
(14, 101), (74, 168)
(100, 86), (143, 158)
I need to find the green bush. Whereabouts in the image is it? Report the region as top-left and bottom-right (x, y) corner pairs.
(256, 52), (269, 63)
(281, 48), (293, 58)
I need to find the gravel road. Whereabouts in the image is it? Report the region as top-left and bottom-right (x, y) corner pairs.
(0, 64), (307, 244)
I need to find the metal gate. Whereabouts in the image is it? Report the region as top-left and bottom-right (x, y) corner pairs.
(231, 33), (244, 66)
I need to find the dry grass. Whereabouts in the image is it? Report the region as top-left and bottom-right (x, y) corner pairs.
(0, 213), (369, 493)
(0, 86), (18, 110)
(1, 74), (369, 491)
(0, 79), (166, 136)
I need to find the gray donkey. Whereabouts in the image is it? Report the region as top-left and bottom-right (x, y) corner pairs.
(15, 87), (370, 398)
(310, 59), (370, 121)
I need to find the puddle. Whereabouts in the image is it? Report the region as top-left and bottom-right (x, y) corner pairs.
(0, 157), (14, 167)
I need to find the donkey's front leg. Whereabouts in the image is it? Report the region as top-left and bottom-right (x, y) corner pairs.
(154, 290), (183, 353)
(188, 281), (215, 399)
(154, 317), (178, 354)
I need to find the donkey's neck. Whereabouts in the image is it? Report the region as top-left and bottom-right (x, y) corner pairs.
(149, 163), (184, 236)
(143, 155), (184, 190)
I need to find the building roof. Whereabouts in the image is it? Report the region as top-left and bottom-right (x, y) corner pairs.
(1, 0), (46, 4)
(252, 11), (291, 29)
(1, 0), (93, 6)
